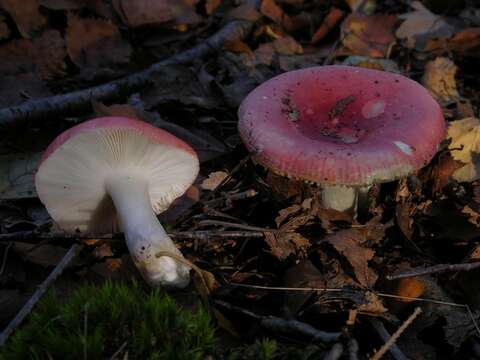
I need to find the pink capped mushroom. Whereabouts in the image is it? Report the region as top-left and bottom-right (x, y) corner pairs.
(238, 65), (445, 213)
(35, 117), (199, 288)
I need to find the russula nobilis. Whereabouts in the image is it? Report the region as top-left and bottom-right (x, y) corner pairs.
(238, 65), (445, 212)
(35, 117), (199, 288)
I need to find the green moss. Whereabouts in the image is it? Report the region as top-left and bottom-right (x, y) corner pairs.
(1, 281), (216, 360)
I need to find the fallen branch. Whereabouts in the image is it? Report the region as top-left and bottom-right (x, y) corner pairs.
(0, 229), (264, 243)
(0, 20), (252, 126)
(368, 318), (408, 360)
(387, 262), (480, 280)
(0, 243), (82, 346)
(370, 307), (423, 360)
(214, 299), (341, 343)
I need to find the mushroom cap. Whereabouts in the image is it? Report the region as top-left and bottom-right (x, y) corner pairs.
(238, 65), (445, 187)
(36, 116), (199, 232)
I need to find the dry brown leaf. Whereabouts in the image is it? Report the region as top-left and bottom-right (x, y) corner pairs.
(112, 0), (201, 27)
(205, 0), (221, 15)
(311, 7), (344, 44)
(341, 13), (397, 58)
(429, 153), (464, 192)
(0, 30), (66, 80)
(446, 27), (480, 57)
(260, 0), (295, 31)
(394, 278), (426, 302)
(422, 57), (460, 104)
(396, 202), (413, 240)
(396, 1), (454, 50)
(323, 218), (386, 288)
(200, 171), (228, 191)
(67, 14), (132, 69)
(447, 117), (480, 182)
(0, 0), (46, 38)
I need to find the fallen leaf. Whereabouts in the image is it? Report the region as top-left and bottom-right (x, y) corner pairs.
(428, 152), (464, 192)
(322, 218), (386, 288)
(260, 0), (296, 31)
(0, 0), (46, 38)
(396, 202), (414, 240)
(311, 7), (344, 44)
(0, 30), (66, 80)
(422, 57), (460, 104)
(0, 153), (41, 199)
(447, 117), (480, 182)
(394, 278), (426, 302)
(112, 0), (201, 27)
(201, 171), (229, 191)
(446, 27), (480, 57)
(341, 13), (397, 57)
(396, 1), (455, 50)
(205, 0), (221, 15)
(66, 14), (132, 69)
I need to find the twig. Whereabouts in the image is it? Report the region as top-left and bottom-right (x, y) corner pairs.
(368, 318), (408, 360)
(387, 262), (480, 280)
(0, 243), (82, 346)
(198, 220), (275, 232)
(370, 307), (423, 360)
(324, 343), (344, 360)
(0, 242), (13, 276)
(214, 300), (341, 343)
(0, 20), (252, 126)
(0, 229), (264, 243)
(109, 341), (128, 360)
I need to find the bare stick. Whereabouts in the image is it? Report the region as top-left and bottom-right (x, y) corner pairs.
(0, 243), (81, 346)
(214, 300), (341, 343)
(0, 229), (264, 243)
(198, 220), (275, 232)
(324, 343), (344, 360)
(370, 307), (423, 360)
(387, 262), (480, 280)
(0, 20), (251, 126)
(368, 318), (408, 360)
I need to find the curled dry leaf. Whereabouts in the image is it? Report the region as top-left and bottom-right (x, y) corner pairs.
(112, 0), (201, 28)
(66, 14), (132, 69)
(422, 57), (460, 104)
(341, 13), (397, 58)
(396, 1), (454, 50)
(447, 117), (480, 182)
(0, 0), (46, 38)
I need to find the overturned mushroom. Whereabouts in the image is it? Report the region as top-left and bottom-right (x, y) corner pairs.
(35, 117), (199, 288)
(238, 65), (445, 213)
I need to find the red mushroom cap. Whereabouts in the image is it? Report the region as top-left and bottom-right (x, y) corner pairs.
(238, 65), (445, 186)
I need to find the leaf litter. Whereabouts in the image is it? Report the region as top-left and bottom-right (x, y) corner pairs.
(0, 0), (480, 358)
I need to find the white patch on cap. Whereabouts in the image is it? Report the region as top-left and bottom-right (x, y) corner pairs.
(394, 141), (414, 155)
(362, 100), (386, 119)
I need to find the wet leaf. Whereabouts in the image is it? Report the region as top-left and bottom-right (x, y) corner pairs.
(447, 117), (480, 182)
(422, 57), (460, 104)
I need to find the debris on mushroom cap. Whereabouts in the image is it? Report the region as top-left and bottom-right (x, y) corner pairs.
(238, 65), (446, 187)
(35, 116), (199, 233)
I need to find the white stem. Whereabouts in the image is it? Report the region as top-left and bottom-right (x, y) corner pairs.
(321, 185), (371, 216)
(105, 174), (190, 288)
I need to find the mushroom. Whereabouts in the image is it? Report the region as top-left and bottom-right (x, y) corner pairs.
(238, 65), (445, 213)
(35, 117), (199, 288)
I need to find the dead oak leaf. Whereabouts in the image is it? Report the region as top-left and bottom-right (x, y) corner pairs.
(447, 117), (480, 182)
(323, 217), (386, 288)
(341, 13), (397, 58)
(396, 1), (455, 50)
(0, 30), (66, 80)
(67, 14), (132, 69)
(265, 213), (314, 260)
(0, 0), (46, 38)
